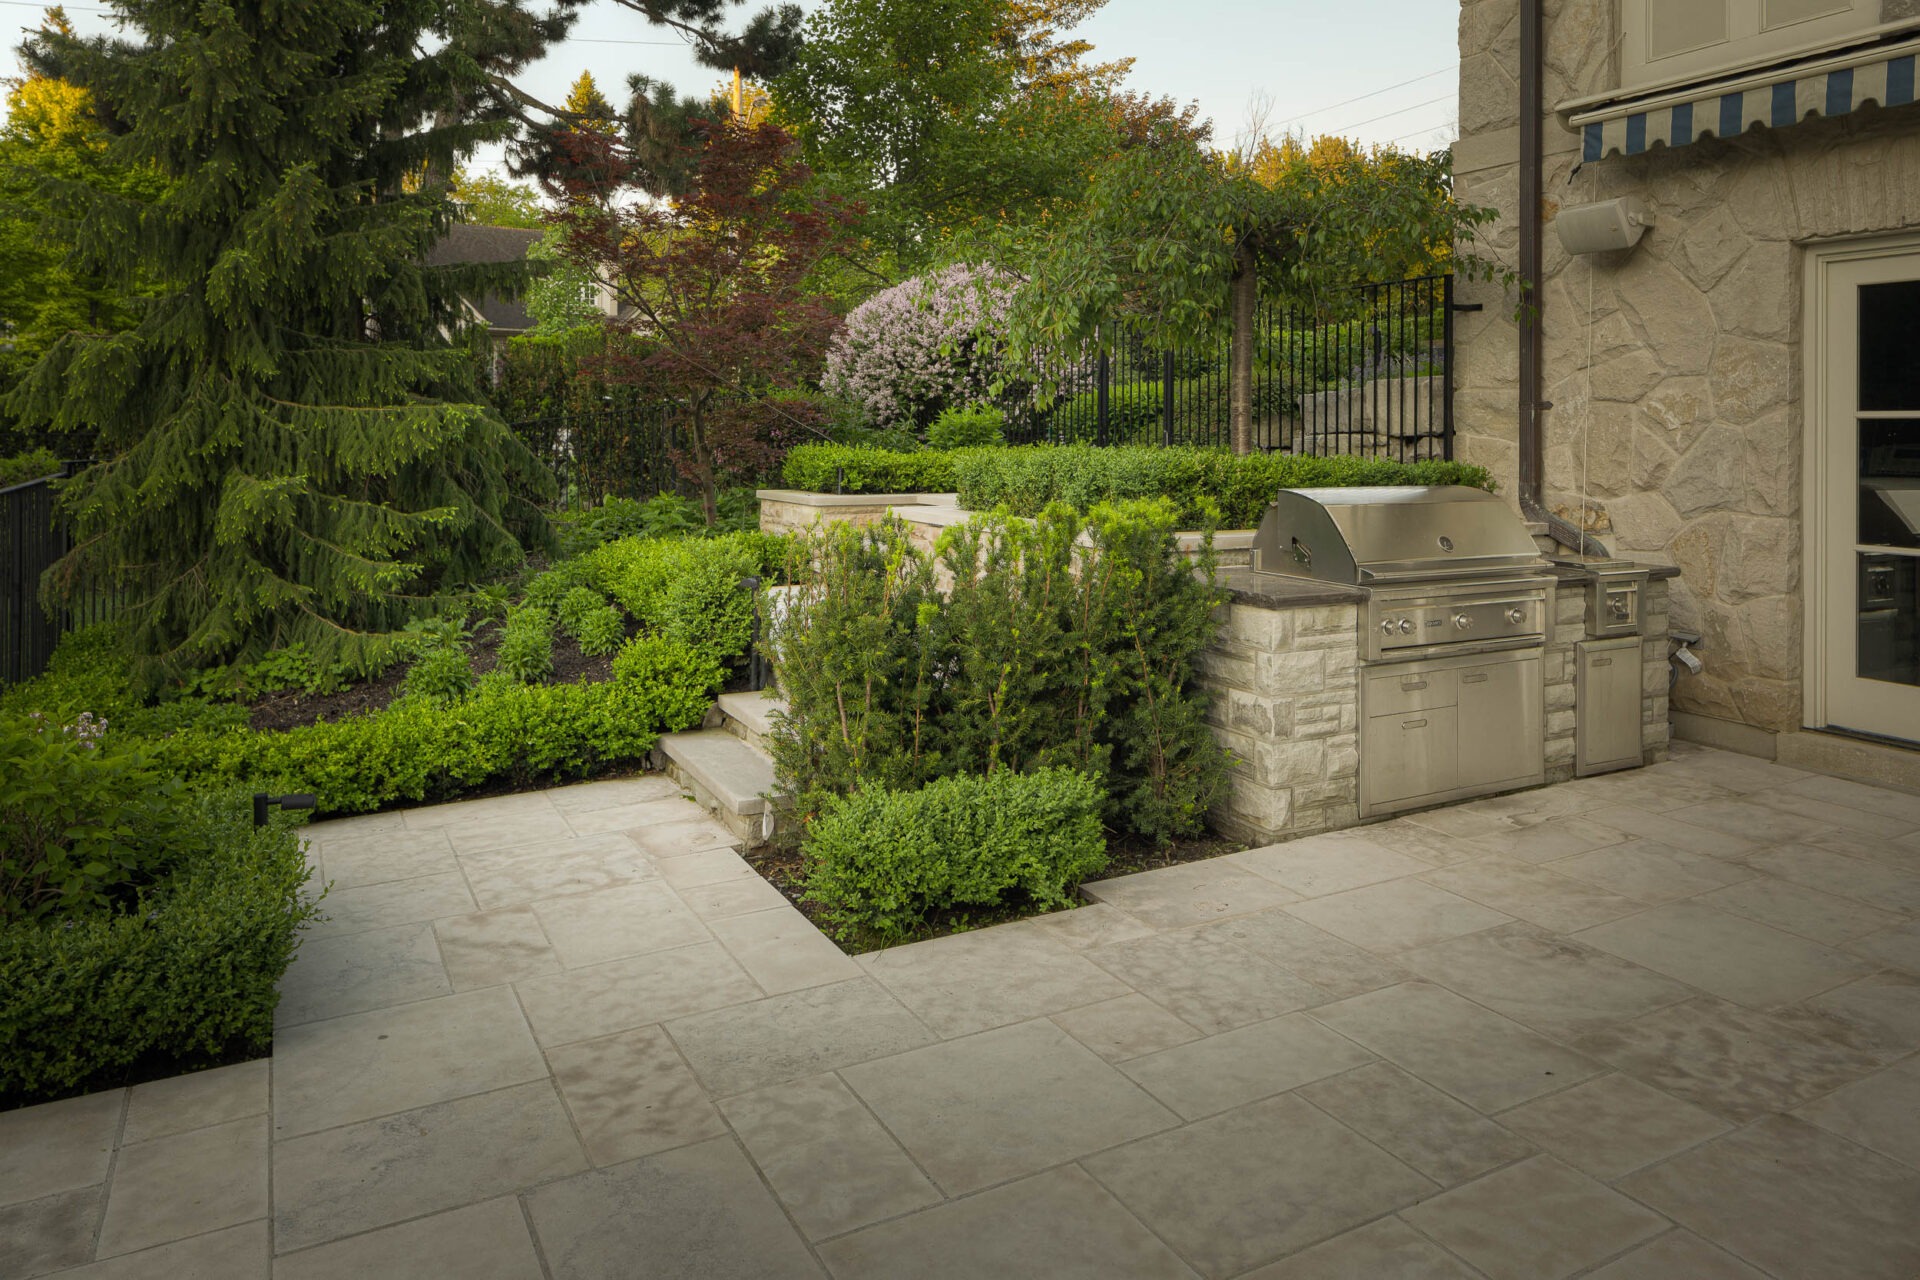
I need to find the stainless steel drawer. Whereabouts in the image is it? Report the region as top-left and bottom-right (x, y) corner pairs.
(1363, 705), (1461, 808)
(1364, 669), (1458, 716)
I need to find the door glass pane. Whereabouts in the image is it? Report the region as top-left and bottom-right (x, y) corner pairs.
(1860, 422), (1920, 549)
(1859, 280), (1920, 411)
(1857, 553), (1919, 687)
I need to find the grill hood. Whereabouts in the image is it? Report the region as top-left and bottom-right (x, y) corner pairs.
(1251, 486), (1549, 586)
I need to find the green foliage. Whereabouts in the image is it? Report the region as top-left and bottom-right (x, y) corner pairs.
(0, 788), (321, 1099)
(771, 502), (1230, 843)
(451, 168), (550, 230)
(496, 607), (556, 684)
(524, 227), (602, 335)
(803, 768), (1107, 943)
(0, 447), (61, 488)
(523, 556), (599, 612)
(585, 532), (786, 663)
(0, 625), (139, 724)
(1046, 376), (1292, 444)
(927, 406), (1005, 450)
(402, 642), (475, 705)
(156, 638), (723, 815)
(0, 712), (200, 921)
(557, 586), (625, 657)
(11, 4), (555, 684)
(547, 490), (759, 558)
(953, 446), (1494, 528)
(780, 444), (958, 494)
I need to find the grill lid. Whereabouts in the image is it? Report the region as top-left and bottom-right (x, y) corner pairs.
(1252, 486), (1548, 585)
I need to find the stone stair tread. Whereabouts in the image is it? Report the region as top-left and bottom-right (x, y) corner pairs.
(659, 729), (778, 817)
(714, 690), (788, 742)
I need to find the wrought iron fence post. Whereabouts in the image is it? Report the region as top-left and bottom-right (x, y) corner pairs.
(1442, 274), (1457, 462)
(1095, 334), (1110, 448)
(1161, 351), (1175, 447)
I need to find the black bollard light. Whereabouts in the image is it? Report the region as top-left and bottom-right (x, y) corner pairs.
(254, 793), (318, 828)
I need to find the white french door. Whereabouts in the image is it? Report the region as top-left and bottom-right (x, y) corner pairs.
(1809, 243), (1920, 744)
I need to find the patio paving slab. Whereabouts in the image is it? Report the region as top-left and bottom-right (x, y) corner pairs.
(1306, 982), (1605, 1112)
(273, 1198), (541, 1280)
(1582, 1230), (1770, 1280)
(308, 827), (459, 890)
(1193, 908), (1415, 999)
(705, 906), (862, 994)
(1082, 1091), (1435, 1279)
(1577, 804), (1764, 859)
(1419, 857), (1646, 934)
(1080, 859), (1301, 929)
(1283, 877), (1512, 952)
(1755, 787), (1920, 840)
(1398, 921), (1694, 1039)
(530, 880), (711, 968)
(1293, 1060), (1536, 1186)
(1572, 996), (1887, 1122)
(857, 925), (1131, 1039)
(1228, 833), (1431, 897)
(1697, 874), (1907, 945)
(547, 1024), (728, 1166)
(666, 977), (935, 1098)
(1574, 900), (1877, 1008)
(1116, 1012), (1374, 1120)
(122, 1060), (266, 1146)
(523, 1137), (821, 1280)
(1549, 837), (1752, 902)
(513, 940), (762, 1048)
(1048, 993), (1203, 1063)
(1239, 1216), (1481, 1279)
(271, 986), (547, 1138)
(457, 832), (660, 911)
(543, 774), (683, 815)
(273, 921), (450, 1027)
(1847, 917), (1920, 972)
(1, 1188), (100, 1280)
(96, 1115), (268, 1259)
(271, 1081), (585, 1253)
(1398, 1154), (1668, 1280)
(1494, 1072), (1732, 1179)
(302, 871), (477, 940)
(1794, 1053), (1920, 1169)
(1742, 843), (1920, 912)
(815, 1165), (1197, 1280)
(1618, 1114), (1920, 1280)
(54, 1222), (268, 1280)
(1805, 970), (1920, 1056)
(432, 905), (562, 990)
(840, 1019), (1178, 1196)
(1083, 927), (1329, 1034)
(0, 1089), (122, 1205)
(717, 1072), (940, 1241)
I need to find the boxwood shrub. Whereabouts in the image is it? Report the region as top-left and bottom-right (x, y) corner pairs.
(802, 768), (1107, 944)
(953, 445), (1495, 528)
(780, 444), (958, 494)
(155, 635), (723, 815)
(0, 786), (322, 1100)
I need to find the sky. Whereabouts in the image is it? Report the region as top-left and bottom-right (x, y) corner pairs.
(2, 0), (1462, 176)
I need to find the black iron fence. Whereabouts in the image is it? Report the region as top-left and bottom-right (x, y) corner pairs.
(1009, 274), (1459, 461)
(512, 404), (686, 513)
(1, 464), (117, 686)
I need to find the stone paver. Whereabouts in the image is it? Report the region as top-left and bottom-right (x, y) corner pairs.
(12, 748), (1920, 1278)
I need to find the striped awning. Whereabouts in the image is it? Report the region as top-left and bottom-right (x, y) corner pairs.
(1573, 36), (1919, 161)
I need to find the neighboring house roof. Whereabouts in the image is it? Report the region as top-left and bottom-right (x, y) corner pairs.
(425, 224), (542, 336)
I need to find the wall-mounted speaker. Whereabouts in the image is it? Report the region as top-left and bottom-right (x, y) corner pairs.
(1556, 197), (1652, 255)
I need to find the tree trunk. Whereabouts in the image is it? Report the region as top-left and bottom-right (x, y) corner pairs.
(690, 397), (720, 528)
(1229, 240), (1257, 456)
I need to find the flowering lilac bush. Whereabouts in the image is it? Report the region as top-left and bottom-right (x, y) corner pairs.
(823, 265), (1020, 431)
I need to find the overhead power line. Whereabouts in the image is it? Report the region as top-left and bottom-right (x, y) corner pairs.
(1268, 64), (1457, 131)
(1329, 92), (1455, 135)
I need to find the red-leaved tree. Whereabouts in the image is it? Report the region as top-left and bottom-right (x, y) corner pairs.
(550, 119), (856, 524)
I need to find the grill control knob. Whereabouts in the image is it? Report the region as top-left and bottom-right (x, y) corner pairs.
(1398, 618), (1416, 635)
(1454, 613), (1474, 631)
(1380, 619), (1397, 637)
(1505, 607), (1525, 625)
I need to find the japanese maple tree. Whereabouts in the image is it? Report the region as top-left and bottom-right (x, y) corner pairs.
(551, 120), (856, 524)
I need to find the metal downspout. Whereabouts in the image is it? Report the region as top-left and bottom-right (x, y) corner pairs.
(1516, 0), (1606, 556)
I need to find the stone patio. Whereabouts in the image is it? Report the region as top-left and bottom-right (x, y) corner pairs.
(6, 744), (1920, 1278)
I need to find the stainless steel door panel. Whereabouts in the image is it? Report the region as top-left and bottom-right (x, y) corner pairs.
(1456, 654), (1546, 789)
(1363, 705), (1460, 809)
(1576, 637), (1644, 775)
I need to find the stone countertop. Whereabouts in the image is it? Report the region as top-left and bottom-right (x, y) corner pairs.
(1217, 567), (1367, 609)
(1544, 559), (1682, 583)
(756, 489), (959, 507)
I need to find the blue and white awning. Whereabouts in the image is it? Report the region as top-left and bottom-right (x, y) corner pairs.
(1572, 36), (1920, 161)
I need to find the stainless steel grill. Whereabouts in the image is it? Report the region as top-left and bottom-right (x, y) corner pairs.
(1251, 486), (1553, 817)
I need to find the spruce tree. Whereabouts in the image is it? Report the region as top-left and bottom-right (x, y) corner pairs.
(9, 0), (560, 682)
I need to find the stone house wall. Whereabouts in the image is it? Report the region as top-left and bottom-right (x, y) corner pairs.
(1452, 0), (1920, 734)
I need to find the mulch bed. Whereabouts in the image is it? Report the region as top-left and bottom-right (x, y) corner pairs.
(743, 827), (1247, 954)
(246, 621), (618, 732)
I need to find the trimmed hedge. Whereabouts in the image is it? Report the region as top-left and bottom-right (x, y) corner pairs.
(0, 787), (322, 1099)
(781, 444), (958, 495)
(583, 531), (787, 664)
(953, 446), (1494, 529)
(155, 636), (723, 815)
(802, 768), (1108, 944)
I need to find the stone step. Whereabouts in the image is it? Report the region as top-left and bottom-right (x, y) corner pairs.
(656, 728), (782, 847)
(715, 690), (788, 755)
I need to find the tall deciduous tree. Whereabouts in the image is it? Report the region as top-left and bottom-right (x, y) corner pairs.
(552, 120), (854, 524)
(999, 131), (1492, 454)
(8, 0), (557, 681)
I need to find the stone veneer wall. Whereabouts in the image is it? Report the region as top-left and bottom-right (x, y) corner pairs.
(1452, 0), (1920, 733)
(1198, 602), (1363, 844)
